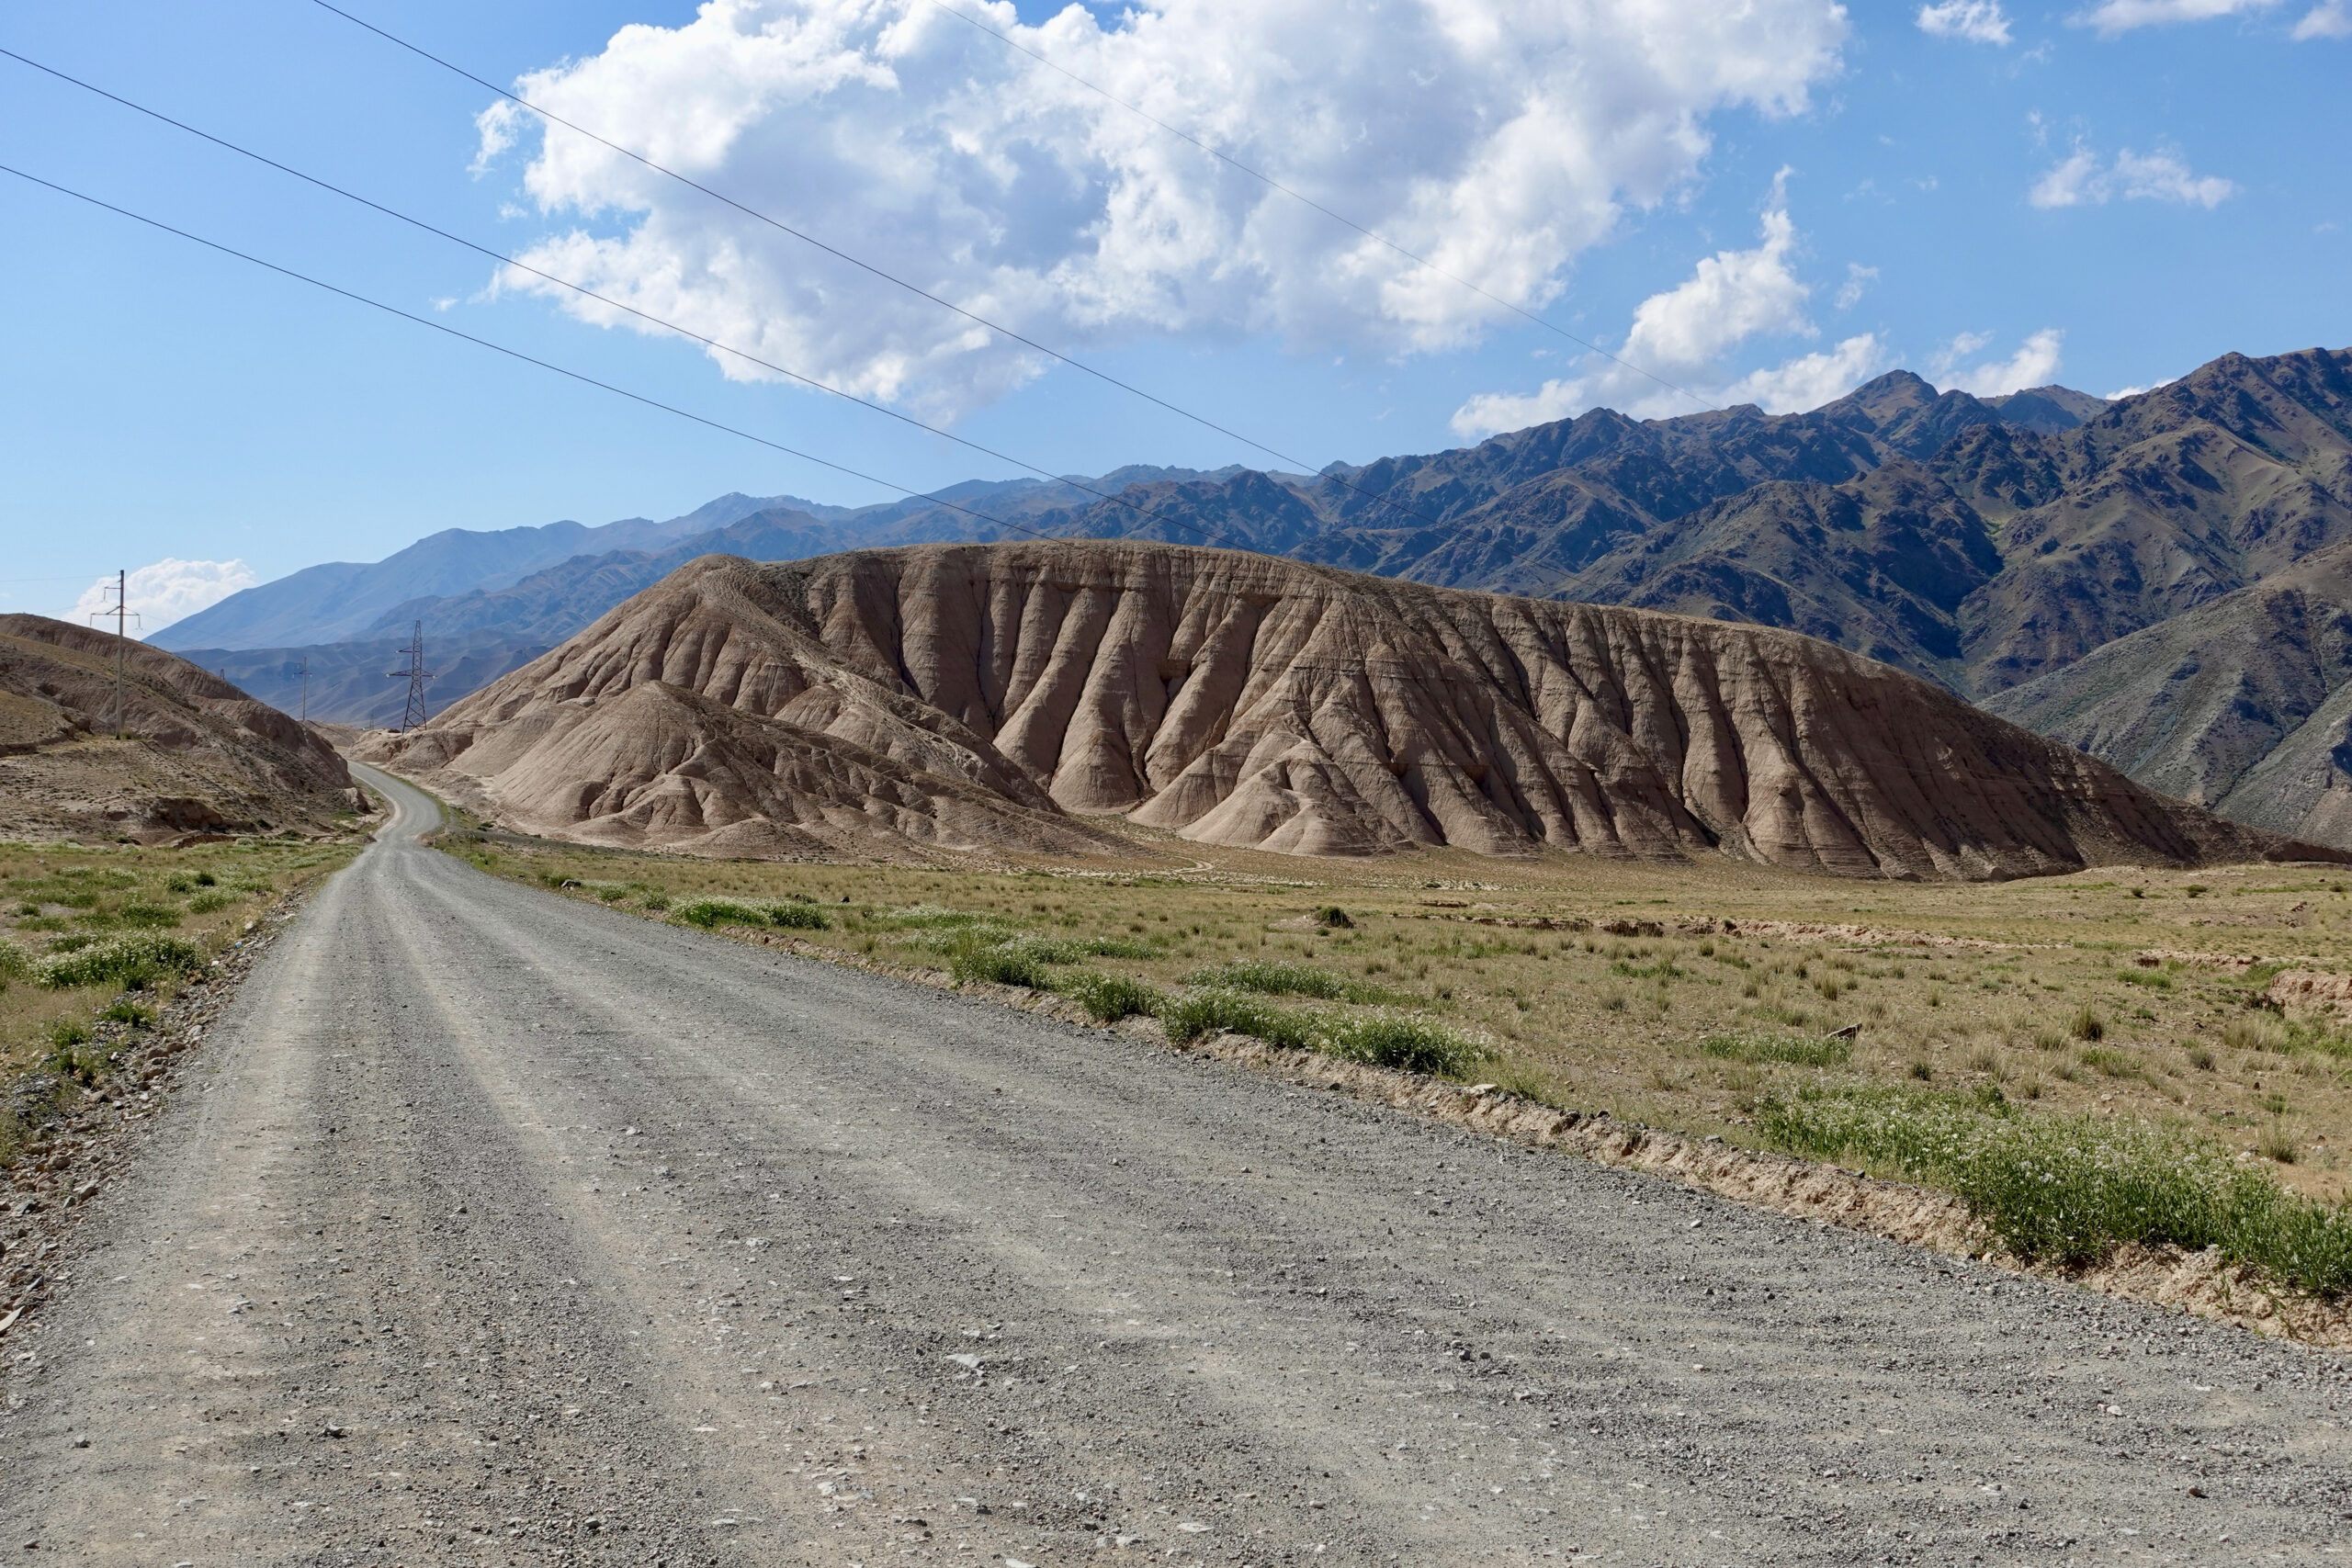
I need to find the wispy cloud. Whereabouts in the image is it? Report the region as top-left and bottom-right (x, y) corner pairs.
(1834, 263), (1879, 310)
(2079, 0), (2280, 35)
(66, 559), (256, 637)
(1933, 328), (2065, 396)
(2030, 145), (2234, 208)
(2294, 0), (2352, 36)
(1917, 2), (2014, 43)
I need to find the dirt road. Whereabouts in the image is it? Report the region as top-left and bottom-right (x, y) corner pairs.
(3, 769), (2346, 1564)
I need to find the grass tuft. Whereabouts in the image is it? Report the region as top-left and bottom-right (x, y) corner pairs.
(1322, 1012), (1482, 1077)
(1055, 971), (1166, 1023)
(670, 897), (771, 930)
(1700, 1031), (1851, 1068)
(1758, 1083), (2352, 1293)
(1183, 959), (1380, 1002)
(1160, 989), (1322, 1052)
(671, 897), (831, 932)
(36, 932), (207, 990)
(949, 945), (1053, 989)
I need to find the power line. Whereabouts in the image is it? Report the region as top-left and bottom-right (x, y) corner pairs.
(915, 0), (1715, 414)
(0, 46), (1271, 553)
(307, 0), (1470, 525)
(0, 163), (1128, 552)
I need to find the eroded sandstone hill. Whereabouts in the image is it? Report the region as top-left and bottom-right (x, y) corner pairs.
(0, 615), (354, 840)
(367, 542), (2338, 877)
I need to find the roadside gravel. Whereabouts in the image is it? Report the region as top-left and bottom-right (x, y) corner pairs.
(2, 767), (2347, 1564)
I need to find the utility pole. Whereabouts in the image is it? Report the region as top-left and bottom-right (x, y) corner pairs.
(388, 621), (435, 732)
(87, 570), (140, 737)
(299, 656), (309, 724)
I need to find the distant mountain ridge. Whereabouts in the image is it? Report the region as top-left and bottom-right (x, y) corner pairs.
(177, 345), (2352, 848)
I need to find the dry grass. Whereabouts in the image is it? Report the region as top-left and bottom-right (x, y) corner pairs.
(0, 837), (358, 1154)
(441, 828), (2352, 1202)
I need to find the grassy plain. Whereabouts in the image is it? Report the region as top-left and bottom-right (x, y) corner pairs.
(0, 837), (358, 1148)
(445, 827), (2352, 1210)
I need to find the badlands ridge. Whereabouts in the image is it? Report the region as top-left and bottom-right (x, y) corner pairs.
(368, 541), (2338, 879)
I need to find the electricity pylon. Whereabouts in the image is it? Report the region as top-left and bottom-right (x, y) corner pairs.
(86, 570), (141, 737)
(388, 621), (435, 732)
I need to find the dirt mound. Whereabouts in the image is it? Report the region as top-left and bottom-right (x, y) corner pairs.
(0, 615), (354, 841)
(366, 542), (2340, 875)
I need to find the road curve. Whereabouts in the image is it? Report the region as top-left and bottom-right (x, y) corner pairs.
(2, 767), (2346, 1564)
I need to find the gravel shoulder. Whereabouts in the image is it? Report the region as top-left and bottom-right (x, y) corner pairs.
(2, 767), (2347, 1564)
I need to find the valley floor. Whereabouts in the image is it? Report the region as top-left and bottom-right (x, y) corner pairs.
(448, 814), (2352, 1205)
(5, 773), (2349, 1562)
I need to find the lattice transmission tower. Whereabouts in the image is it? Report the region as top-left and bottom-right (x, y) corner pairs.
(388, 621), (435, 732)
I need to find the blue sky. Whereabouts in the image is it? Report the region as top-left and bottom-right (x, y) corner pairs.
(2, 0), (2346, 630)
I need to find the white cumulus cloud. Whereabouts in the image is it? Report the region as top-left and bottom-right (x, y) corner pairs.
(1450, 202), (1891, 435)
(2030, 145), (2234, 208)
(1719, 334), (1890, 411)
(2080, 0), (2277, 34)
(2295, 0), (2352, 37)
(1917, 2), (2014, 43)
(1933, 328), (2064, 396)
(67, 559), (257, 637)
(479, 0), (1849, 419)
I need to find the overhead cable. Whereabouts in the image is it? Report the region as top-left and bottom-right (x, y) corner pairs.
(306, 0), (1485, 526)
(0, 45), (1287, 553)
(0, 163), (1141, 552)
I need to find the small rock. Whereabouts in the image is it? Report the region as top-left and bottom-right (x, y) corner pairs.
(70, 1437), (88, 1450)
(323, 1425), (348, 1439)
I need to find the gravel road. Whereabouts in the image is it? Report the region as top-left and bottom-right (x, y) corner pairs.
(4, 768), (2348, 1565)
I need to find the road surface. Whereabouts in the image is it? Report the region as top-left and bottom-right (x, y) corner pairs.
(3, 766), (2346, 1564)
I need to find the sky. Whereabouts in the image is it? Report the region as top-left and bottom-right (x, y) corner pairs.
(3, 0), (2346, 632)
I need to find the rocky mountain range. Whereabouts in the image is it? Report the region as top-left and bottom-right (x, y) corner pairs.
(179, 345), (2352, 843)
(362, 541), (2330, 878)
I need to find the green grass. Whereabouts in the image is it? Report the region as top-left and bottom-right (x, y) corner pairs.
(1159, 988), (1480, 1077)
(1758, 1084), (2352, 1294)
(1182, 958), (1380, 1002)
(670, 897), (831, 932)
(1055, 971), (1166, 1023)
(669, 897), (771, 930)
(1700, 1030), (1852, 1067)
(948, 943), (1054, 989)
(36, 932), (207, 990)
(1160, 989), (1322, 1052)
(1323, 1012), (1482, 1077)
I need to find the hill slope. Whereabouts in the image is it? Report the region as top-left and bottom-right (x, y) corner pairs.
(0, 615), (353, 840)
(365, 542), (2326, 878)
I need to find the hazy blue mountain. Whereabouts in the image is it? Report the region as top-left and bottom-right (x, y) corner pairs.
(153, 491), (810, 652)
